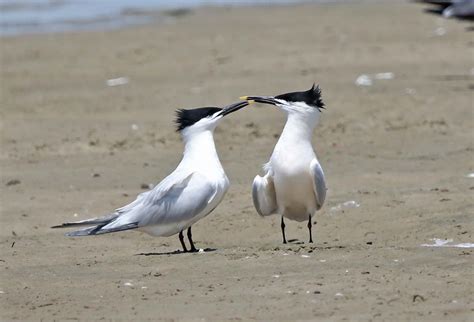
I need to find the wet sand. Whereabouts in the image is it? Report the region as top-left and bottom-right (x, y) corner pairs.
(1, 1), (473, 320)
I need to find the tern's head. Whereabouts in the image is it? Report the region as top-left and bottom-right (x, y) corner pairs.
(175, 101), (248, 136)
(241, 84), (325, 116)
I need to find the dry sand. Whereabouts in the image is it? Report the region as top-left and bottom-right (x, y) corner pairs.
(1, 1), (473, 320)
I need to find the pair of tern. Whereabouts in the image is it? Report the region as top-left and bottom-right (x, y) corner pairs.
(53, 84), (327, 252)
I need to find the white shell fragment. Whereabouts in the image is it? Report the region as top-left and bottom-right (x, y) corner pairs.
(434, 27), (446, 36)
(356, 72), (395, 87)
(106, 77), (129, 87)
(330, 200), (360, 212)
(355, 74), (372, 86)
(375, 72), (394, 80)
(421, 238), (474, 248)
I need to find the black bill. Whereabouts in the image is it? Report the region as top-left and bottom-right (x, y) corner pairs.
(240, 96), (278, 106)
(219, 101), (249, 116)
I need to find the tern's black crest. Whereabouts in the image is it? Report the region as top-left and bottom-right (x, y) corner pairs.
(175, 107), (222, 131)
(276, 84), (325, 109)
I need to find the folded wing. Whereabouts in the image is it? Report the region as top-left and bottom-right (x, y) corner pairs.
(252, 171), (277, 216)
(58, 171), (218, 237)
(310, 158), (326, 210)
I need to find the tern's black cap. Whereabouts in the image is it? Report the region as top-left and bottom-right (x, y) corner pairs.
(175, 107), (221, 132)
(276, 84), (325, 109)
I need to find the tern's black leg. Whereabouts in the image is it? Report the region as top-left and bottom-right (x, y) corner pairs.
(281, 216), (287, 244)
(187, 227), (198, 252)
(179, 230), (188, 252)
(308, 215), (313, 243)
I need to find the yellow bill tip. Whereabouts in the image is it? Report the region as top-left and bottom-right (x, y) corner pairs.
(239, 96), (249, 100)
(247, 99), (255, 104)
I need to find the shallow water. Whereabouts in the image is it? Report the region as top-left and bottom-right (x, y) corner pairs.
(0, 0), (316, 36)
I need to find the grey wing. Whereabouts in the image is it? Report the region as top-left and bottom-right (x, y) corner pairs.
(103, 172), (219, 236)
(310, 158), (326, 210)
(115, 190), (150, 214)
(64, 171), (218, 237)
(113, 169), (191, 216)
(252, 171), (277, 216)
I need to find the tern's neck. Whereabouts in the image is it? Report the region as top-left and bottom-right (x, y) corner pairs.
(181, 130), (221, 169)
(280, 112), (318, 143)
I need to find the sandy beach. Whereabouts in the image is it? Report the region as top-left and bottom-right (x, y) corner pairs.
(1, 1), (473, 320)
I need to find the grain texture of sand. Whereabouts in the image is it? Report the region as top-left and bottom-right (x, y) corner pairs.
(1, 2), (473, 320)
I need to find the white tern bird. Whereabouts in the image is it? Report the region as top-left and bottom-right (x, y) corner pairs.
(241, 84), (326, 244)
(52, 101), (249, 252)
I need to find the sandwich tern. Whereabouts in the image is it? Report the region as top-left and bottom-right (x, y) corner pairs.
(52, 101), (249, 252)
(241, 84), (327, 244)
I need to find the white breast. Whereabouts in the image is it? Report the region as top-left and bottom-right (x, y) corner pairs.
(270, 139), (317, 222)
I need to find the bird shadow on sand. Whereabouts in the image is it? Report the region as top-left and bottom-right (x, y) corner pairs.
(135, 248), (217, 256)
(287, 239), (305, 245)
